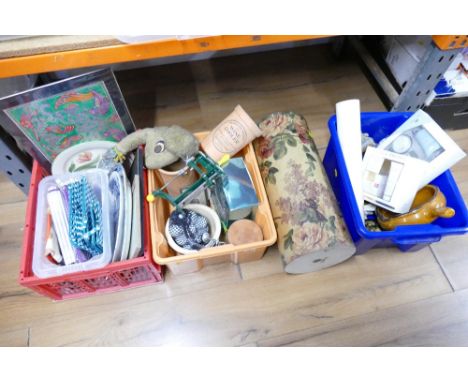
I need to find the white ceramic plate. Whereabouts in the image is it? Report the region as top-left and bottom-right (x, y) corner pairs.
(109, 170), (124, 262)
(52, 141), (115, 175)
(120, 175), (133, 261)
(128, 175), (142, 259)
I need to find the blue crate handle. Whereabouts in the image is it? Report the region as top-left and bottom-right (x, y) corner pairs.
(393, 236), (442, 246)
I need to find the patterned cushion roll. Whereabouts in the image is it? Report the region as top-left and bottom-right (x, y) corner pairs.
(254, 112), (355, 274)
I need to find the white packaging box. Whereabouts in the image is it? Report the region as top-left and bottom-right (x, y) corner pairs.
(384, 36), (432, 87)
(378, 110), (466, 188)
(362, 146), (427, 213)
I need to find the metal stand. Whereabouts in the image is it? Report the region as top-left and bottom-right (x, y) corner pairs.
(392, 44), (461, 112)
(0, 126), (32, 194)
(349, 36), (462, 113)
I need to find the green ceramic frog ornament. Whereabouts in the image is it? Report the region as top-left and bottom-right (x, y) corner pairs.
(113, 125), (199, 169)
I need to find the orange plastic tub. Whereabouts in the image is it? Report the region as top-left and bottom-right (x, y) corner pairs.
(148, 132), (277, 275)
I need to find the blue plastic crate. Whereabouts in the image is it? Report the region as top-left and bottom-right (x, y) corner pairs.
(323, 112), (468, 254)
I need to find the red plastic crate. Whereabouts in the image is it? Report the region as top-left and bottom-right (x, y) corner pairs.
(19, 161), (164, 300)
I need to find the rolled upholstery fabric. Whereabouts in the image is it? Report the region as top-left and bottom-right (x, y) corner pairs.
(254, 112), (355, 274)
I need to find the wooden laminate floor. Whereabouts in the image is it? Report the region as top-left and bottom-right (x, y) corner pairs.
(1, 44), (467, 346)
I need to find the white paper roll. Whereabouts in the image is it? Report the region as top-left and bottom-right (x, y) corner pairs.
(336, 99), (365, 223)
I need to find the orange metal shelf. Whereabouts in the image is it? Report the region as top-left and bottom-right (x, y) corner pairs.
(433, 35), (468, 50)
(0, 35), (326, 79)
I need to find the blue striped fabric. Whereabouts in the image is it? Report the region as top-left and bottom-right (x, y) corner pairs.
(68, 177), (103, 257)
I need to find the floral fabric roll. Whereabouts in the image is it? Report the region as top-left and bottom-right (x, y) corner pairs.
(254, 112), (355, 274)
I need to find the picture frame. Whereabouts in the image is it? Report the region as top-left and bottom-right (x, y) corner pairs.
(0, 68), (135, 173)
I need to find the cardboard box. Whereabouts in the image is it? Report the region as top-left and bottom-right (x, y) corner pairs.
(384, 36), (432, 87)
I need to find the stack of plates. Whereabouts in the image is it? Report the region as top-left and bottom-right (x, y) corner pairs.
(108, 166), (133, 262)
(52, 141), (134, 262)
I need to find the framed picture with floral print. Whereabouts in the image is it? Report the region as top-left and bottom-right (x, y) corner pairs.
(0, 68), (135, 172)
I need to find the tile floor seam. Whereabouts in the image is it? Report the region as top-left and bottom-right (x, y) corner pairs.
(429, 245), (456, 293)
(236, 263), (244, 280)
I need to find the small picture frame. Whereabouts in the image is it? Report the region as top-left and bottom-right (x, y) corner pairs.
(0, 68), (135, 172)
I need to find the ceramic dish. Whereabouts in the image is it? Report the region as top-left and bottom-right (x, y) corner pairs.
(128, 175), (142, 259)
(120, 175), (133, 261)
(51, 141), (115, 175)
(109, 170), (125, 262)
(165, 204), (221, 256)
(376, 185), (455, 230)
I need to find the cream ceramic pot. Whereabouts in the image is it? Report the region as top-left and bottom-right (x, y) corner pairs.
(157, 159), (198, 197)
